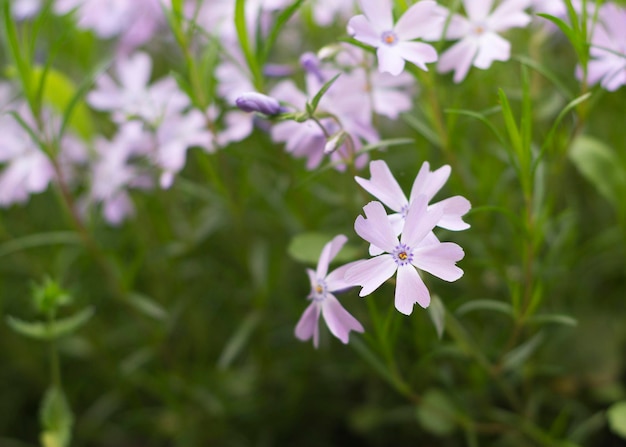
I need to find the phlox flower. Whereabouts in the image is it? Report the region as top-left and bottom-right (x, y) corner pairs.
(295, 235), (364, 348)
(437, 0), (531, 83)
(89, 122), (153, 225)
(87, 52), (189, 126)
(310, 0), (355, 26)
(578, 3), (626, 91)
(345, 200), (465, 315)
(347, 0), (442, 75)
(355, 160), (471, 254)
(12, 0), (41, 19)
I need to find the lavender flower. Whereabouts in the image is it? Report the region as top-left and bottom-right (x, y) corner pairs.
(437, 0), (531, 83)
(346, 200), (464, 315)
(295, 235), (364, 348)
(347, 0), (442, 75)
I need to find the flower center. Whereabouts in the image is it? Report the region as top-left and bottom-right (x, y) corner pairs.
(310, 279), (328, 301)
(472, 22), (487, 36)
(381, 31), (398, 46)
(393, 244), (414, 266)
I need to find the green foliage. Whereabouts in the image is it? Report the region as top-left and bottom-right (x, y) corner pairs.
(7, 307), (95, 340)
(39, 387), (73, 447)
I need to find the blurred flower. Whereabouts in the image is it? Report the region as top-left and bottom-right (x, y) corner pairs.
(295, 235), (364, 348)
(355, 159), (471, 254)
(309, 0), (355, 26)
(437, 0), (531, 83)
(235, 92), (284, 115)
(88, 122), (152, 225)
(346, 200), (464, 315)
(578, 3), (626, 91)
(347, 0), (441, 75)
(12, 0), (42, 19)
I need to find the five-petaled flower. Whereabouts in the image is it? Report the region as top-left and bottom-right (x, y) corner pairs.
(345, 199), (465, 315)
(437, 0), (531, 83)
(347, 0), (442, 76)
(295, 235), (364, 348)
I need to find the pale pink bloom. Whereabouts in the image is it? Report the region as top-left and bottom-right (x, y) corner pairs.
(12, 0), (42, 19)
(295, 235), (364, 348)
(155, 109), (214, 189)
(310, 0), (355, 26)
(578, 3), (626, 91)
(347, 0), (441, 75)
(346, 200), (464, 315)
(437, 0), (531, 83)
(55, 0), (164, 52)
(88, 52), (189, 125)
(89, 122), (152, 225)
(356, 160), (471, 245)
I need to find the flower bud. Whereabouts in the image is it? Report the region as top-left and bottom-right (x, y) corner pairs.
(324, 131), (348, 154)
(235, 92), (283, 115)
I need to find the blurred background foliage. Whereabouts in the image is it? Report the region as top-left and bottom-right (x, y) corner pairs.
(1, 0), (626, 446)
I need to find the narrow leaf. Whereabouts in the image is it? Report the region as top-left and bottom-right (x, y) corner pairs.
(7, 307), (95, 340)
(455, 299), (514, 317)
(260, 0), (306, 64)
(428, 295), (446, 339)
(309, 73), (340, 113)
(501, 331), (545, 372)
(40, 386), (73, 447)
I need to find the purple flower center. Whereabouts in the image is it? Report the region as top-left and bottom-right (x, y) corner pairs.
(392, 244), (414, 266)
(310, 279), (328, 301)
(381, 31), (398, 46)
(400, 203), (409, 219)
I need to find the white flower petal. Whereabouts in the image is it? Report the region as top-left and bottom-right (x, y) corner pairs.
(395, 265), (430, 314)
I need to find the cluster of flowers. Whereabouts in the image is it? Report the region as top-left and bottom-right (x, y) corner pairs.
(1, 0), (625, 225)
(295, 159), (471, 347)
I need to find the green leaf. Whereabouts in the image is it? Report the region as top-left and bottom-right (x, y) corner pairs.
(32, 66), (94, 139)
(401, 112), (441, 147)
(537, 13), (585, 64)
(416, 389), (458, 436)
(526, 314), (578, 327)
(259, 0), (306, 65)
(0, 232), (82, 258)
(501, 331), (545, 372)
(428, 295), (446, 339)
(309, 73), (341, 114)
(444, 108), (505, 145)
(288, 232), (359, 264)
(217, 311), (262, 370)
(40, 386), (73, 447)
(569, 135), (626, 209)
(455, 299), (514, 317)
(7, 307), (95, 340)
(128, 293), (168, 321)
(235, 0), (262, 90)
(607, 402), (626, 439)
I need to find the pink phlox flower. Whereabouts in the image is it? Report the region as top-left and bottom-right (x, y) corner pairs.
(88, 52), (189, 126)
(436, 0), (531, 83)
(347, 0), (441, 75)
(55, 0), (164, 51)
(155, 108), (215, 189)
(355, 160), (471, 254)
(310, 0), (356, 26)
(577, 3), (626, 91)
(270, 65), (377, 170)
(89, 122), (153, 225)
(345, 199), (465, 315)
(295, 235), (365, 348)
(0, 99), (85, 207)
(331, 45), (415, 119)
(12, 0), (42, 19)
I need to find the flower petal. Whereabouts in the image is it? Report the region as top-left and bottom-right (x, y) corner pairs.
(355, 160), (408, 212)
(377, 46), (406, 76)
(473, 32), (510, 69)
(464, 0), (495, 21)
(413, 242), (465, 281)
(395, 265), (430, 314)
(317, 234), (348, 278)
(394, 41), (438, 71)
(430, 196), (471, 230)
(295, 302), (321, 348)
(326, 260), (362, 292)
(395, 0), (441, 41)
(488, 0), (531, 32)
(437, 38), (479, 83)
(401, 195), (444, 247)
(358, 0), (393, 34)
(347, 14), (381, 47)
(410, 162), (451, 202)
(345, 256), (397, 297)
(354, 201), (399, 252)
(322, 293), (364, 343)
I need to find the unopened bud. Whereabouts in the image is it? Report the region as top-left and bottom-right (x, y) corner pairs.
(324, 131), (348, 154)
(235, 92), (283, 115)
